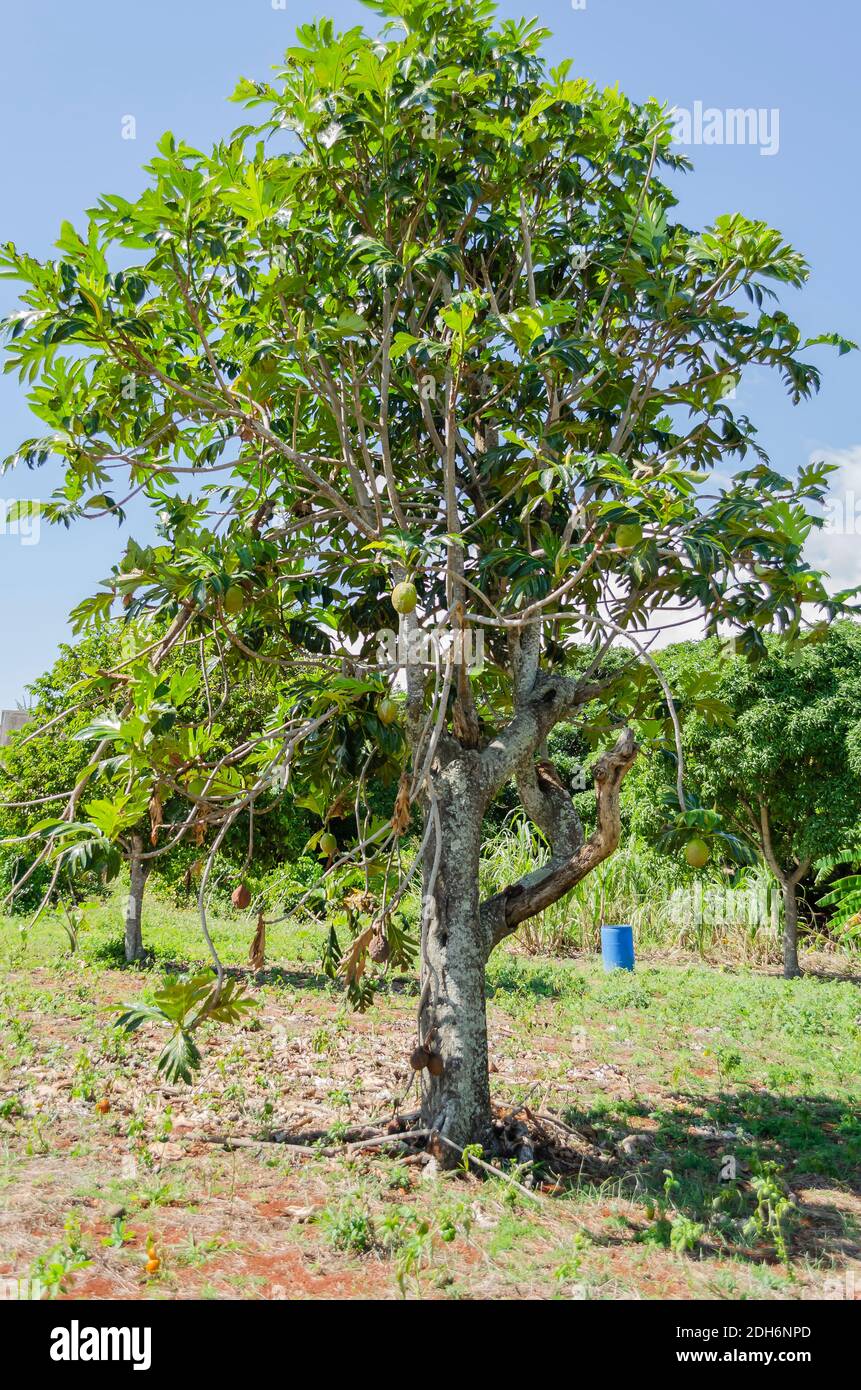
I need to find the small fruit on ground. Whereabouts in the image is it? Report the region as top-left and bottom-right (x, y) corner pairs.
(224, 584), (245, 616)
(95, 1098), (110, 1115)
(231, 882), (251, 910)
(377, 696), (398, 726)
(615, 523), (643, 550)
(685, 837), (711, 869)
(145, 1257), (160, 1275)
(391, 581), (418, 615)
(427, 1053), (444, 1077)
(410, 1046), (431, 1071)
(319, 831), (338, 857)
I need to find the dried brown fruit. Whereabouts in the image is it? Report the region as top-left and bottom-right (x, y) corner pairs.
(426, 1053), (444, 1077)
(410, 1046), (431, 1071)
(231, 882), (251, 910)
(369, 932), (390, 964)
(343, 889), (376, 915)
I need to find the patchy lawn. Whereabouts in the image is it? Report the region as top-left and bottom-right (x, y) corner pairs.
(1, 903), (859, 1299)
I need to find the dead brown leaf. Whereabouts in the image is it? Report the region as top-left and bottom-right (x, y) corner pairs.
(391, 773), (411, 836)
(339, 925), (374, 986)
(249, 913), (266, 971)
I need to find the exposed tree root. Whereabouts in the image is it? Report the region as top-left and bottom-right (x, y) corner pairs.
(201, 1100), (613, 1188)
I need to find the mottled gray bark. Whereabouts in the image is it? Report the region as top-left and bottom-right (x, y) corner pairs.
(758, 803), (807, 979)
(409, 622), (637, 1161)
(782, 880), (800, 979)
(419, 753), (492, 1153)
(124, 834), (150, 964)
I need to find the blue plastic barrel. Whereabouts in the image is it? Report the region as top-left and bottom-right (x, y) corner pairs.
(601, 924), (635, 972)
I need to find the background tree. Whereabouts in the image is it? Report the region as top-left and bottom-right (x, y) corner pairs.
(0, 631), (122, 920)
(0, 627), (305, 961)
(1, 0), (851, 1155)
(640, 626), (861, 976)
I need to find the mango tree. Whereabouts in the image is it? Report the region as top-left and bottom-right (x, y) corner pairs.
(1, 0), (850, 1155)
(651, 627), (861, 976)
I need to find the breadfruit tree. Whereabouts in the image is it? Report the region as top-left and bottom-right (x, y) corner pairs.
(1, 0), (850, 1155)
(0, 628), (292, 962)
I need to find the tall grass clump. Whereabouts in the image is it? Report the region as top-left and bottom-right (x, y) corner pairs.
(479, 815), (784, 962)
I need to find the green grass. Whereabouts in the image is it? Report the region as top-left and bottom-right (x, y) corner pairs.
(5, 889), (860, 1134)
(4, 816), (857, 977)
(2, 889), (860, 1299)
(481, 952), (861, 1276)
(0, 889), (325, 973)
(496, 964), (860, 1161)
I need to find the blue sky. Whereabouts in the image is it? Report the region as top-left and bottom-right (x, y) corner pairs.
(0, 0), (858, 706)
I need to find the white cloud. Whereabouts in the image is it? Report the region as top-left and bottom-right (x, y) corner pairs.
(805, 445), (861, 594)
(608, 446), (861, 652)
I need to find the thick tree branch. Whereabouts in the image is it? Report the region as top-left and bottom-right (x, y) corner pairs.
(515, 756), (585, 861)
(481, 727), (637, 950)
(478, 670), (616, 801)
(759, 801), (810, 887)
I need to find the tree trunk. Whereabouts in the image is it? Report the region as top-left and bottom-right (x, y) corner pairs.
(782, 879), (800, 979)
(124, 835), (149, 964)
(757, 806), (807, 981)
(418, 758), (492, 1161)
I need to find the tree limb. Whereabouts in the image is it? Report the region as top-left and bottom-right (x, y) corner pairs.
(481, 727), (637, 949)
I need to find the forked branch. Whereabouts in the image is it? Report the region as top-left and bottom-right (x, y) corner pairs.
(480, 727), (638, 949)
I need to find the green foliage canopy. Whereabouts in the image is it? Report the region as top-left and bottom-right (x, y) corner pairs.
(0, 0), (854, 988)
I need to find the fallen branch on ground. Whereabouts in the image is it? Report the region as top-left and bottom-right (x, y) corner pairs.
(200, 1126), (430, 1159)
(433, 1133), (544, 1203)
